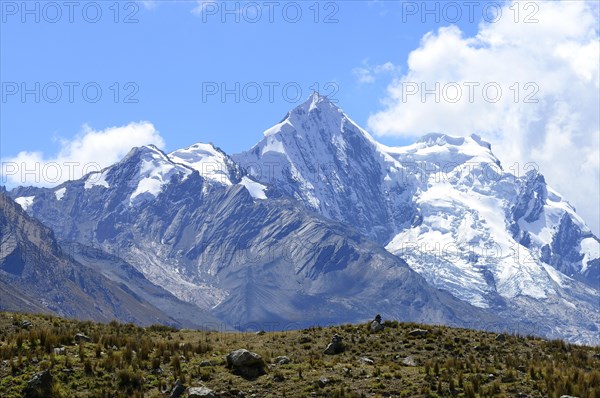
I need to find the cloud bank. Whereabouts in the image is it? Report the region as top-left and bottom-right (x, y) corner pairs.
(1, 122), (165, 187)
(368, 0), (600, 234)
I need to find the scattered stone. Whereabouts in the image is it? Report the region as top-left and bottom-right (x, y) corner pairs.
(255, 330), (266, 336)
(74, 333), (91, 343)
(272, 373), (285, 382)
(23, 370), (53, 398)
(495, 334), (507, 342)
(20, 320), (33, 329)
(226, 349), (266, 379)
(592, 353), (600, 359)
(324, 334), (345, 355)
(317, 377), (329, 388)
(401, 355), (417, 367)
(560, 395), (580, 398)
(199, 360), (216, 367)
(150, 366), (163, 375)
(53, 347), (65, 355)
(370, 314), (384, 332)
(408, 329), (429, 337)
(273, 356), (290, 365)
(359, 357), (374, 365)
(169, 379), (185, 398)
(188, 386), (216, 398)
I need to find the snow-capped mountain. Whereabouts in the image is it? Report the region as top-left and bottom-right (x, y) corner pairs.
(232, 93), (599, 343)
(7, 93), (599, 343)
(10, 144), (497, 332)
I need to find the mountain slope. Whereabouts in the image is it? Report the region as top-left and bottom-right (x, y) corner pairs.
(0, 191), (180, 326)
(7, 147), (503, 332)
(232, 94), (599, 344)
(7, 94), (599, 344)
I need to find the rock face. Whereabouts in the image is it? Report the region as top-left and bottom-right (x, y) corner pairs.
(226, 349), (266, 379)
(324, 334), (345, 355)
(23, 370), (53, 398)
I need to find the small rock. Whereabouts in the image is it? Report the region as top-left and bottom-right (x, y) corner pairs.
(199, 360), (215, 367)
(255, 330), (266, 335)
(150, 366), (163, 375)
(53, 347), (65, 355)
(495, 334), (507, 341)
(324, 334), (345, 355)
(359, 357), (374, 365)
(317, 377), (329, 388)
(272, 373), (285, 382)
(23, 370), (53, 398)
(169, 379), (185, 398)
(188, 386), (216, 398)
(20, 320), (33, 329)
(408, 329), (429, 337)
(402, 355), (417, 366)
(273, 356), (290, 365)
(74, 333), (91, 343)
(560, 395), (580, 398)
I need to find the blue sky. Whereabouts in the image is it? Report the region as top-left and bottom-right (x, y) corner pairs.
(1, 0), (492, 155)
(1, 0), (599, 233)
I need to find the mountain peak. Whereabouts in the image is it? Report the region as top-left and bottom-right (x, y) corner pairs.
(416, 133), (491, 150)
(291, 92), (342, 118)
(169, 142), (238, 186)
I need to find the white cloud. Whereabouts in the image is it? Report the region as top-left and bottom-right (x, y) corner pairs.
(368, 0), (600, 234)
(353, 61), (399, 84)
(1, 122), (165, 188)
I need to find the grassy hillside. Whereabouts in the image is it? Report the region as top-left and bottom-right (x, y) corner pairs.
(0, 312), (598, 397)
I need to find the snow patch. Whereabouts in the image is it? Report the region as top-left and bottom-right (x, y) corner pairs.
(84, 170), (110, 189)
(54, 188), (66, 201)
(15, 196), (35, 211)
(240, 177), (267, 200)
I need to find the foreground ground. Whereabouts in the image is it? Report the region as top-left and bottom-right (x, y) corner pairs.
(0, 312), (598, 397)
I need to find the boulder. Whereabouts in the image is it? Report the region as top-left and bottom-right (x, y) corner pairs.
(169, 379), (185, 398)
(370, 314), (384, 332)
(408, 329), (429, 337)
(495, 334), (507, 341)
(189, 386), (216, 398)
(74, 333), (91, 343)
(324, 334), (345, 355)
(23, 370), (53, 398)
(226, 349), (266, 379)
